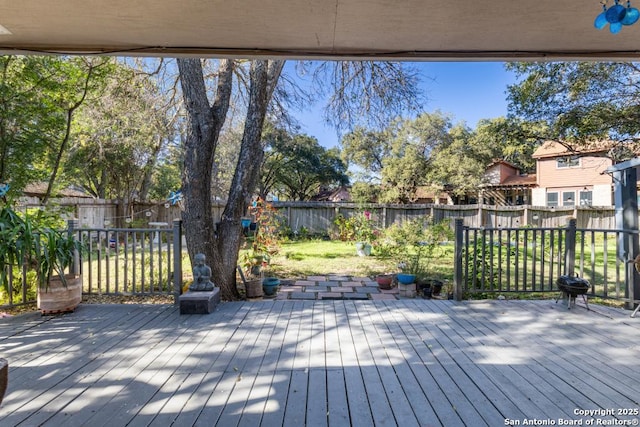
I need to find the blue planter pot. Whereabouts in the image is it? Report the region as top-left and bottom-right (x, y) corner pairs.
(262, 277), (280, 296)
(355, 242), (372, 256)
(396, 273), (416, 285)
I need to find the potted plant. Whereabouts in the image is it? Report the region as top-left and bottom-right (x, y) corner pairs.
(351, 211), (376, 256)
(239, 251), (265, 298)
(396, 260), (422, 285)
(262, 276), (280, 296)
(375, 273), (394, 289)
(384, 216), (453, 289)
(0, 206), (83, 314)
(36, 226), (84, 314)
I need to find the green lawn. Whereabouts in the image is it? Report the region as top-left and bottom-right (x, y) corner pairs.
(262, 239), (455, 280)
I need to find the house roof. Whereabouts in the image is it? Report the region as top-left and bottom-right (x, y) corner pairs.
(23, 182), (93, 198)
(532, 140), (614, 159)
(481, 173), (537, 189)
(414, 186), (449, 199)
(502, 174), (537, 187)
(311, 186), (351, 202)
(486, 160), (521, 171)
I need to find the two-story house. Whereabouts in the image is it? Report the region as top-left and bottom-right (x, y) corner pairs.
(530, 140), (613, 207)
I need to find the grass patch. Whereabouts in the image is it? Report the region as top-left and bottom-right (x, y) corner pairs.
(266, 240), (390, 278)
(264, 239), (455, 280)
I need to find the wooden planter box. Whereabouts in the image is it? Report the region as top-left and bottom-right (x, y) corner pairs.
(245, 278), (264, 298)
(37, 274), (83, 315)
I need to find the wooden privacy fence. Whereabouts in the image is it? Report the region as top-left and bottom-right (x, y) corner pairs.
(271, 202), (620, 232)
(452, 218), (640, 308)
(17, 198), (621, 231)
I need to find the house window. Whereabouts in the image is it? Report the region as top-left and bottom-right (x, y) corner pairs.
(557, 156), (580, 168)
(563, 191), (575, 206)
(579, 190), (593, 206)
(547, 192), (558, 207)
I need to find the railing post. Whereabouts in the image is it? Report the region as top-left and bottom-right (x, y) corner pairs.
(67, 219), (80, 276)
(564, 218), (577, 276)
(454, 218), (464, 301)
(172, 219), (183, 305)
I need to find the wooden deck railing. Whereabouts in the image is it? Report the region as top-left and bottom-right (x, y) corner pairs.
(453, 218), (640, 308)
(1, 220), (184, 310)
(5, 216), (639, 311)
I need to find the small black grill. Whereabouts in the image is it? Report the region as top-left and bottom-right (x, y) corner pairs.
(555, 274), (590, 310)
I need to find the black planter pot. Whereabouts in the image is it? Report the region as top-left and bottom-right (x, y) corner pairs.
(431, 279), (444, 296)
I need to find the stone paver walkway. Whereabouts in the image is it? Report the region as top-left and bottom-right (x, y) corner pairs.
(273, 275), (401, 300)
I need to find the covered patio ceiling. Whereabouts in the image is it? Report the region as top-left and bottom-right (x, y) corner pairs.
(0, 0), (638, 61)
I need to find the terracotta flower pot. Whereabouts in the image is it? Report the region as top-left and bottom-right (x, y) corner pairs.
(375, 274), (394, 290)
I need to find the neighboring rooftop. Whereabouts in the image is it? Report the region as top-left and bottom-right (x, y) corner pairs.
(22, 182), (93, 199)
(532, 140), (614, 159)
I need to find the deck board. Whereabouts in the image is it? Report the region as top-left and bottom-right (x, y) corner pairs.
(1, 299), (639, 426)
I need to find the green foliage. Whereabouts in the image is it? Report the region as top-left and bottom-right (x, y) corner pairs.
(261, 128), (349, 201)
(350, 182), (380, 204)
(464, 238), (507, 290)
(0, 206), (83, 294)
(0, 55), (115, 200)
(67, 61), (172, 200)
(506, 61), (640, 151)
(246, 198), (286, 258)
(332, 214), (355, 241)
(340, 127), (391, 177)
(380, 217), (453, 277)
(332, 211), (379, 243)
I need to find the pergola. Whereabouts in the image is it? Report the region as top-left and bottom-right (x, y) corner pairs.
(0, 0), (638, 60)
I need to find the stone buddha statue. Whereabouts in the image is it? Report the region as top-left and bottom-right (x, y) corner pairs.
(189, 253), (215, 292)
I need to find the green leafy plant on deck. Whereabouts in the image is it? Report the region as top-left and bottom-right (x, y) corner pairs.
(0, 206), (83, 302)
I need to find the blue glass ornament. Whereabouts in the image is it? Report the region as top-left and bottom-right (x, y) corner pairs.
(606, 3), (627, 23)
(0, 183), (9, 197)
(595, 3), (609, 29)
(622, 6), (640, 24)
(168, 190), (183, 205)
(595, 11), (608, 28)
(610, 21), (623, 32)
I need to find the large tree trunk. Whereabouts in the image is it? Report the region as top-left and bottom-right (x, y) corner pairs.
(213, 60), (283, 300)
(178, 58), (283, 301)
(178, 58), (234, 288)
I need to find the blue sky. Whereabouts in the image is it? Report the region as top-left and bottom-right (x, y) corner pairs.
(293, 62), (518, 148)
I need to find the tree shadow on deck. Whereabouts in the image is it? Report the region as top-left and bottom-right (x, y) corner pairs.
(1, 300), (639, 426)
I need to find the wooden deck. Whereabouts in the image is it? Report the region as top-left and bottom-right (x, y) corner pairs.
(1, 299), (639, 427)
